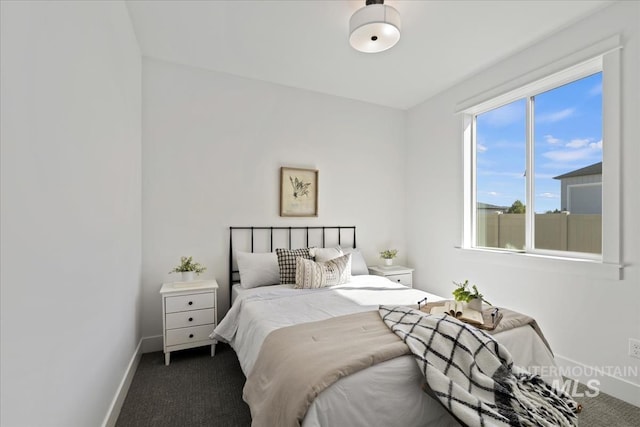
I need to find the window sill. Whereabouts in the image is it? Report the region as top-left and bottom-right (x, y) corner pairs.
(455, 247), (623, 280)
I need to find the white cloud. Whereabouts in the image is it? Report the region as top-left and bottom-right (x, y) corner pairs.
(492, 140), (525, 149)
(543, 150), (585, 162)
(542, 143), (601, 162)
(488, 191), (499, 196)
(537, 108), (575, 123)
(566, 138), (591, 148)
(543, 138), (602, 162)
(477, 170), (525, 179)
(544, 134), (561, 144)
(480, 102), (523, 127)
(477, 143), (488, 153)
(538, 192), (559, 199)
(589, 83), (602, 97)
(534, 172), (558, 179)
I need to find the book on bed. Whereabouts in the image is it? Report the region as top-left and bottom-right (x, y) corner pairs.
(430, 301), (484, 325)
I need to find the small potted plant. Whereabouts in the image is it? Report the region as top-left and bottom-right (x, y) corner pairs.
(380, 249), (398, 267)
(170, 256), (206, 282)
(452, 280), (491, 311)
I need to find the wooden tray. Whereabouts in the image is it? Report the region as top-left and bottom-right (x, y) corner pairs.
(418, 301), (503, 331)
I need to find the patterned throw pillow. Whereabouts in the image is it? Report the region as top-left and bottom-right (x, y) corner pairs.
(275, 248), (313, 285)
(295, 253), (352, 289)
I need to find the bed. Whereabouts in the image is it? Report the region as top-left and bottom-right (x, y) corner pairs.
(214, 226), (562, 426)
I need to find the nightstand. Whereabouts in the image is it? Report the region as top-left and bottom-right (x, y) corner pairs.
(368, 265), (414, 287)
(160, 279), (218, 366)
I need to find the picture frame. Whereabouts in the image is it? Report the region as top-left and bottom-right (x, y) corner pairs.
(280, 167), (318, 217)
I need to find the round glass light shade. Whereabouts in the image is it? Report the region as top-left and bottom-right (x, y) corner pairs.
(349, 4), (401, 53)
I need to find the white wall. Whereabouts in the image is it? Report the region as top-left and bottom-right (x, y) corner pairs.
(0, 2), (141, 426)
(141, 58), (406, 337)
(405, 1), (639, 404)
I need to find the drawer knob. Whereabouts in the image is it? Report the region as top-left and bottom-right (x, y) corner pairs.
(188, 301), (193, 306)
(189, 334), (194, 338)
(188, 317), (193, 322)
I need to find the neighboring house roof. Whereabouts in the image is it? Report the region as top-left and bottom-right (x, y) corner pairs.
(477, 202), (509, 210)
(553, 162), (602, 180)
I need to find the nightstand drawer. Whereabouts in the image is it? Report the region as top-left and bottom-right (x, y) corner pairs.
(165, 292), (215, 313)
(166, 308), (216, 329)
(387, 273), (412, 286)
(166, 324), (216, 346)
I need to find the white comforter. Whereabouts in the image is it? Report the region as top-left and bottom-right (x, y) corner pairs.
(213, 275), (560, 427)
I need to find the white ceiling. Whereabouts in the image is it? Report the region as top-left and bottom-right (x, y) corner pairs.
(125, 0), (611, 110)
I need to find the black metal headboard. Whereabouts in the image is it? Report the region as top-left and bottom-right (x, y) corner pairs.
(229, 226), (356, 306)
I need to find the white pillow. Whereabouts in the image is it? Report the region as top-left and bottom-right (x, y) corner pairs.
(236, 251), (280, 288)
(310, 246), (343, 262)
(340, 247), (369, 275)
(295, 253), (352, 289)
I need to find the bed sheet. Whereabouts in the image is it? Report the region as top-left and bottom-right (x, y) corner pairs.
(214, 275), (560, 427)
(231, 283), (243, 305)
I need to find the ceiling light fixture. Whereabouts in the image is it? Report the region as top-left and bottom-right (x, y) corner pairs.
(349, 0), (401, 53)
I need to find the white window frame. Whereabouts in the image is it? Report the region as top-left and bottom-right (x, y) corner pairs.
(458, 35), (622, 279)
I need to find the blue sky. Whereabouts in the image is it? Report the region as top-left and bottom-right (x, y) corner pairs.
(476, 72), (602, 213)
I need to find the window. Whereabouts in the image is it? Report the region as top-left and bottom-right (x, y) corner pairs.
(474, 72), (603, 257)
(458, 43), (625, 269)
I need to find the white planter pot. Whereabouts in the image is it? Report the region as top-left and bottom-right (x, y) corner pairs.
(467, 298), (483, 311)
(181, 271), (195, 282)
(383, 258), (393, 266)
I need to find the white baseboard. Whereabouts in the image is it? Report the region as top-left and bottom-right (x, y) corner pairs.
(101, 339), (143, 427)
(100, 335), (164, 427)
(555, 354), (640, 407)
(141, 335), (163, 353)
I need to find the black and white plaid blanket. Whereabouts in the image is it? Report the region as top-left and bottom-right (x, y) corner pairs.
(379, 305), (578, 427)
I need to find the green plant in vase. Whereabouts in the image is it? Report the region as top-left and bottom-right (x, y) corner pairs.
(452, 280), (491, 310)
(380, 249), (398, 266)
(170, 256), (206, 282)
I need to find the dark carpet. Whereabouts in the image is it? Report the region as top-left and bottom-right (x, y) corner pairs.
(116, 344), (251, 427)
(116, 344), (640, 427)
